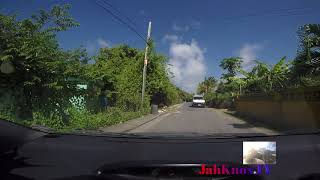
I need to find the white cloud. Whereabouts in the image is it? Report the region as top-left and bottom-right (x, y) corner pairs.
(162, 34), (180, 43)
(167, 39), (206, 92)
(97, 38), (109, 48)
(85, 41), (96, 55)
(173, 23), (190, 32)
(85, 38), (110, 55)
(238, 43), (263, 70)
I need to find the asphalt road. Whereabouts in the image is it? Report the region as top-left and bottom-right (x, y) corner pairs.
(128, 102), (277, 135)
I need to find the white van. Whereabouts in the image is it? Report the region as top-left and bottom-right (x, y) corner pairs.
(192, 95), (205, 107)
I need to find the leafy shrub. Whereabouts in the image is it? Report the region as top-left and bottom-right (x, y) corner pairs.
(300, 75), (320, 87)
(33, 112), (65, 129)
(60, 107), (146, 131)
(204, 92), (233, 108)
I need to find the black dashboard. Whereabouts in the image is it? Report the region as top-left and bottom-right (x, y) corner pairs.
(0, 120), (320, 180)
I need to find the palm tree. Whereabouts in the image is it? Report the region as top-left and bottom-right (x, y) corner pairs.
(197, 82), (206, 94)
(197, 76), (217, 94)
(203, 76), (217, 93)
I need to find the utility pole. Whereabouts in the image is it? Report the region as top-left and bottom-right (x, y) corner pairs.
(141, 21), (152, 107)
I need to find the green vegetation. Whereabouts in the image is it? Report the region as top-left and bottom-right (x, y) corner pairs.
(197, 76), (217, 94)
(292, 24), (320, 86)
(198, 24), (320, 108)
(0, 5), (188, 131)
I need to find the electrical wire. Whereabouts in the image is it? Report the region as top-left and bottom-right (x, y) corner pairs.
(95, 0), (149, 45)
(99, 0), (138, 27)
(94, 1), (316, 41)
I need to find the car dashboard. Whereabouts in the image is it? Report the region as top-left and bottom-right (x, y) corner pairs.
(0, 120), (320, 180)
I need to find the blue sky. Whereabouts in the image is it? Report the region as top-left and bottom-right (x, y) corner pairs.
(1, 0), (320, 92)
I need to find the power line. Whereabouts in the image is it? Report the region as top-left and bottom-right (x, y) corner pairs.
(99, 0), (138, 27)
(95, 0), (148, 44)
(95, 0), (149, 45)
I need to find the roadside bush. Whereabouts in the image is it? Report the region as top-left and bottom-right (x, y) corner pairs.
(63, 107), (144, 130)
(165, 86), (182, 106)
(204, 92), (233, 109)
(0, 90), (15, 122)
(33, 112), (65, 129)
(13, 105), (147, 132)
(74, 107), (144, 130)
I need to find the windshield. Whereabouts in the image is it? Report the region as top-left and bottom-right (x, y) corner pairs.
(0, 0), (319, 137)
(193, 97), (204, 100)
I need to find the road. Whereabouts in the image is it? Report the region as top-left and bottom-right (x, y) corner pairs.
(127, 102), (277, 135)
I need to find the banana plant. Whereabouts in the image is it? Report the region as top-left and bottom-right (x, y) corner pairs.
(239, 57), (290, 93)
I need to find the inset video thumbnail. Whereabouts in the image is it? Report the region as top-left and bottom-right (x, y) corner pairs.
(243, 141), (276, 165)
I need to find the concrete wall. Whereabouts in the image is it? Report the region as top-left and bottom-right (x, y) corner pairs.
(235, 88), (320, 129)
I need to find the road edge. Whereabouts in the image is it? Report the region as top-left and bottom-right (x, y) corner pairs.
(99, 103), (184, 133)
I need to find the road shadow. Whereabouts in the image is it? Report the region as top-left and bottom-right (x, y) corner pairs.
(0, 147), (38, 180)
(224, 111), (283, 132)
(229, 123), (255, 129)
(188, 105), (205, 108)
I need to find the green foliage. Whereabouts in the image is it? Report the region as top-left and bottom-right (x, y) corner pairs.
(0, 5), (85, 121)
(218, 57), (244, 94)
(220, 57), (243, 81)
(299, 75), (320, 87)
(196, 76), (233, 108)
(197, 76), (217, 94)
(32, 112), (65, 129)
(204, 92), (233, 108)
(177, 88), (193, 102)
(0, 5), (181, 131)
(291, 24), (320, 83)
(240, 57), (291, 93)
(216, 56), (291, 95)
(88, 42), (182, 110)
(30, 107), (145, 131)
